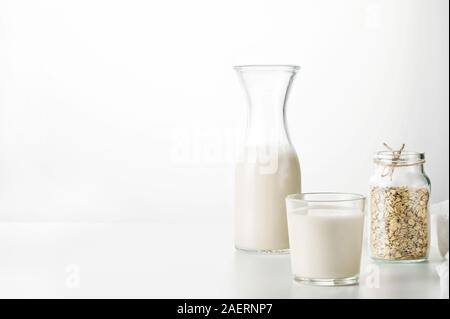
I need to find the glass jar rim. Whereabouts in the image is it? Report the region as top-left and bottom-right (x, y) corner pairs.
(374, 151), (425, 165)
(286, 192), (365, 203)
(234, 65), (300, 72)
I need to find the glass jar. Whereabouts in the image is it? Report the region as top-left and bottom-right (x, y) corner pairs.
(369, 148), (431, 263)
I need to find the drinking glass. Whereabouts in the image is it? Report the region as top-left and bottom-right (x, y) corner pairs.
(286, 193), (365, 286)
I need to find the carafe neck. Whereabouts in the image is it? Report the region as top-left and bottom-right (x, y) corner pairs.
(235, 65), (299, 147)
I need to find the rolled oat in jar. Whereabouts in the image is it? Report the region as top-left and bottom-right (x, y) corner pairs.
(369, 144), (431, 263)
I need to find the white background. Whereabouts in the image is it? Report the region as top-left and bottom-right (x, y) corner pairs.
(0, 0), (448, 222)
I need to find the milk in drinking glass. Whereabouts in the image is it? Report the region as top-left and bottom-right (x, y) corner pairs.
(286, 193), (365, 286)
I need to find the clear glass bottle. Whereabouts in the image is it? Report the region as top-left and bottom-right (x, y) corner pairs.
(369, 148), (431, 263)
(234, 65), (301, 253)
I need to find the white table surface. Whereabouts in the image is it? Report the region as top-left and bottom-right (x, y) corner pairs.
(0, 221), (445, 299)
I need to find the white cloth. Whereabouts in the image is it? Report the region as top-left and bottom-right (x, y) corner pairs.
(436, 253), (449, 299)
(431, 200), (449, 258)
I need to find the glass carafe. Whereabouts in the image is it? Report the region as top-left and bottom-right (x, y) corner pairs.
(234, 65), (301, 253)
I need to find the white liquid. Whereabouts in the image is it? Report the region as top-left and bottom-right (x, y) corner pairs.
(287, 207), (364, 279)
(235, 146), (300, 251)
